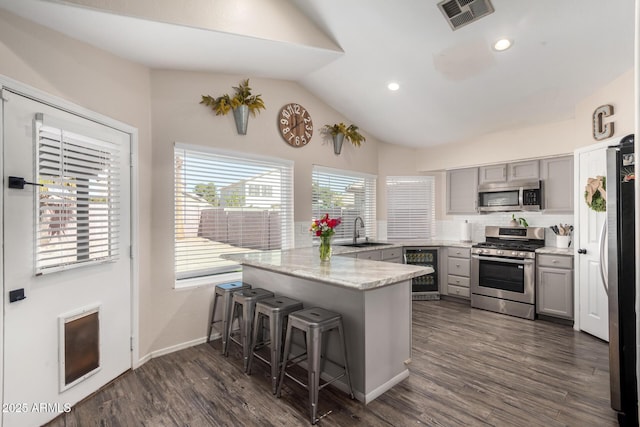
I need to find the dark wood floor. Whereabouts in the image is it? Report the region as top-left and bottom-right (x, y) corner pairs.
(46, 299), (618, 426)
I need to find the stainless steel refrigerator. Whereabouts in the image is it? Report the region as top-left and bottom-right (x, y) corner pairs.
(606, 134), (638, 426)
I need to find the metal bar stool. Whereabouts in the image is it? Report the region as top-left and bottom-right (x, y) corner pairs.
(207, 281), (252, 352)
(276, 307), (354, 425)
(247, 296), (304, 393)
(224, 288), (274, 371)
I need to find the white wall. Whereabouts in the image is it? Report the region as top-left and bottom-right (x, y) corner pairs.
(415, 69), (634, 173)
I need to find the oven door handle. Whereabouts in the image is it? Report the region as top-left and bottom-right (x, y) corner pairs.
(472, 255), (533, 265)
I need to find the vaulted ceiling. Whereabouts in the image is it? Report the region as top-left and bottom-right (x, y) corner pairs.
(0, 0), (634, 147)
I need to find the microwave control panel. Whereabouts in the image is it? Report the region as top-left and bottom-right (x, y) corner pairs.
(522, 189), (540, 206)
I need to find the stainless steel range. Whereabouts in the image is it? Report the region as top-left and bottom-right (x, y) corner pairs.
(470, 226), (545, 320)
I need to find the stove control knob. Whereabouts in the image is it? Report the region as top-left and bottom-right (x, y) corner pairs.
(496, 250), (503, 255)
(519, 252), (526, 257)
(511, 251), (518, 256)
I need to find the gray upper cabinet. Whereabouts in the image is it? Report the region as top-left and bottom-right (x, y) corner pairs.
(541, 155), (574, 213)
(507, 160), (540, 181)
(478, 164), (507, 184)
(480, 161), (540, 184)
(446, 167), (478, 214)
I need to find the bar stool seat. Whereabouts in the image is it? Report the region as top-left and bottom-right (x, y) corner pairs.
(247, 296), (304, 393)
(276, 307), (354, 425)
(224, 288), (275, 371)
(207, 281), (252, 353)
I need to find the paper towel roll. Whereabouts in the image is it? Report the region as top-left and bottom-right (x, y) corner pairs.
(460, 220), (472, 242)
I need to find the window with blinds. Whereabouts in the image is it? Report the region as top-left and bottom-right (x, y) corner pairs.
(36, 117), (121, 275)
(311, 166), (376, 241)
(386, 176), (435, 240)
(174, 144), (293, 281)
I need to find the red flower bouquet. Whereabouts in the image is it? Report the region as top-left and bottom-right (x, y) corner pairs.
(310, 214), (341, 261)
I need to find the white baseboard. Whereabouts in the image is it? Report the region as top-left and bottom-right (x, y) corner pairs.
(136, 336), (211, 367)
(363, 369), (409, 404)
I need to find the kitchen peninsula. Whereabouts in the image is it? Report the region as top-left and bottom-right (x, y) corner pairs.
(222, 245), (433, 403)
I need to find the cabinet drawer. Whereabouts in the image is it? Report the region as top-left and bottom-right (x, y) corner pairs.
(448, 247), (470, 258)
(356, 250), (382, 261)
(448, 284), (470, 298)
(537, 254), (573, 269)
(447, 257), (470, 277)
(447, 274), (469, 288)
(381, 247), (402, 260)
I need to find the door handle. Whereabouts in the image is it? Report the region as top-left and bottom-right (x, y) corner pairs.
(577, 248), (587, 254)
(8, 176), (43, 189)
(599, 220), (608, 295)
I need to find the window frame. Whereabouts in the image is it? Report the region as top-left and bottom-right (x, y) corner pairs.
(174, 143), (294, 288)
(311, 165), (377, 242)
(386, 175), (436, 241)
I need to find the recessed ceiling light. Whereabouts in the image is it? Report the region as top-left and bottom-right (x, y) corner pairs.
(387, 82), (400, 91)
(493, 39), (512, 51)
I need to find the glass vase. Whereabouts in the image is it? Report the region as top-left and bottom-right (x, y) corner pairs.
(319, 235), (332, 262)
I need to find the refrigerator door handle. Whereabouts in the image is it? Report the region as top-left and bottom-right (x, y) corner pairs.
(598, 219), (608, 295)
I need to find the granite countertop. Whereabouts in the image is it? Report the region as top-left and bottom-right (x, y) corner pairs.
(536, 247), (574, 256)
(330, 240), (474, 253)
(222, 246), (433, 291)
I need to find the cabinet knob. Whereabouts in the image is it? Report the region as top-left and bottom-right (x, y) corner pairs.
(552, 260), (558, 264)
(456, 263), (460, 267)
(577, 248), (587, 254)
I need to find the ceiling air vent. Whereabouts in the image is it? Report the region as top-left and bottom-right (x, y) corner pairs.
(437, 0), (495, 31)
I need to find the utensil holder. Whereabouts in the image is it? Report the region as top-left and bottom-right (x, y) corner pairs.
(556, 235), (570, 248)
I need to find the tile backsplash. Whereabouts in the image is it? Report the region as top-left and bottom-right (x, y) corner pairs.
(436, 212), (574, 247)
(295, 214), (574, 248)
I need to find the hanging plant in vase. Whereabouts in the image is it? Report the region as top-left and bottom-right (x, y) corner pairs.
(322, 122), (366, 154)
(200, 79), (266, 135)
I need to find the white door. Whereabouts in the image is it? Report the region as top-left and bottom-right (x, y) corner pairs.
(2, 89), (132, 427)
(575, 142), (611, 341)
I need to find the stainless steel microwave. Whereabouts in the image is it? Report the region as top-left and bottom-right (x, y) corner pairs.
(477, 180), (542, 212)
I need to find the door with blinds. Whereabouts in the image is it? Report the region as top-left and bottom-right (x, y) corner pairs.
(2, 89), (132, 427)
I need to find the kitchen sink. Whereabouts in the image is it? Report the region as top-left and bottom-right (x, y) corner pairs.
(338, 242), (393, 248)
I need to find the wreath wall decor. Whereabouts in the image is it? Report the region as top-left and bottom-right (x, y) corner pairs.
(584, 175), (606, 212)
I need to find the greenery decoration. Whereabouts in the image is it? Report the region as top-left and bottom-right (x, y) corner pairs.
(323, 122), (366, 146)
(584, 176), (606, 212)
(200, 79), (266, 116)
(511, 214), (528, 227)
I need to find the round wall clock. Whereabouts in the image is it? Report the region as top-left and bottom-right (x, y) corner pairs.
(278, 103), (313, 147)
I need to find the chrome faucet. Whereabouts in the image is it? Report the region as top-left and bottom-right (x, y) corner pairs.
(353, 216), (365, 244)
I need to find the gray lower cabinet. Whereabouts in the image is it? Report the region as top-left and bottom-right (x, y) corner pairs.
(356, 250), (382, 261)
(340, 247), (402, 263)
(445, 247), (471, 299)
(446, 167), (478, 214)
(381, 247), (403, 263)
(541, 155), (574, 214)
(536, 254), (574, 320)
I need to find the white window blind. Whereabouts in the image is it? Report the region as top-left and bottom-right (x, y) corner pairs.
(311, 166), (376, 241)
(36, 116), (121, 274)
(174, 144), (293, 280)
(386, 176), (435, 240)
